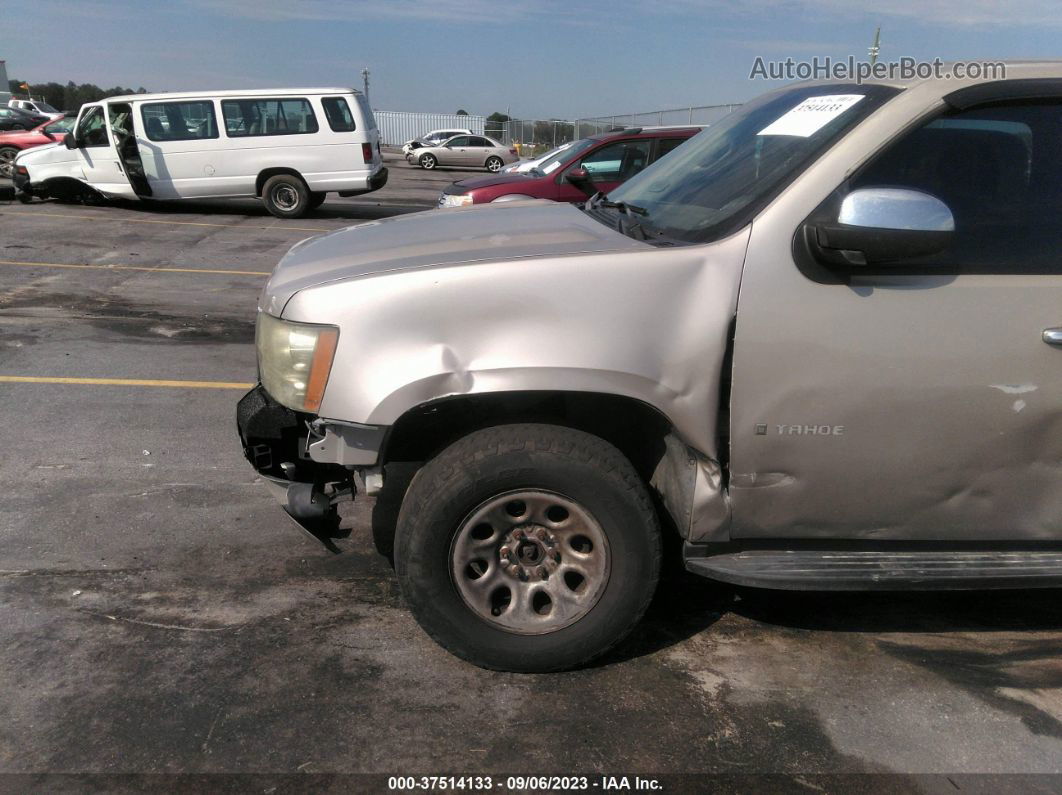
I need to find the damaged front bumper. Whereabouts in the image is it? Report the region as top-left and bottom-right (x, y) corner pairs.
(236, 384), (388, 551)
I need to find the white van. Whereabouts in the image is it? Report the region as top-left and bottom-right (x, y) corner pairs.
(12, 88), (386, 218)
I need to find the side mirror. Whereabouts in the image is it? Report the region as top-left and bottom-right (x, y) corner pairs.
(566, 167), (595, 197)
(810, 187), (954, 266)
(63, 134), (79, 149)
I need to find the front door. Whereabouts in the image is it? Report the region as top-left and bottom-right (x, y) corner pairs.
(441, 136), (473, 166)
(71, 104), (137, 199)
(729, 97), (1062, 541)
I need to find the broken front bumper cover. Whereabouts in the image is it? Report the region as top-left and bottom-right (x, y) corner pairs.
(236, 383), (387, 551)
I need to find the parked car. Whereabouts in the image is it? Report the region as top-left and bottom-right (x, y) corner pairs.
(0, 116), (74, 178)
(401, 127), (472, 157)
(412, 134), (517, 172)
(8, 98), (64, 121)
(238, 62), (1062, 673)
(0, 106), (49, 131)
(438, 127), (698, 206)
(12, 88), (385, 217)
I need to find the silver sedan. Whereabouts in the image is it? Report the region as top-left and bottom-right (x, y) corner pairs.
(413, 134), (518, 172)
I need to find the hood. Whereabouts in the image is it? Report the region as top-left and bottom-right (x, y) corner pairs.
(15, 141), (62, 163)
(262, 201), (647, 315)
(450, 172), (536, 193)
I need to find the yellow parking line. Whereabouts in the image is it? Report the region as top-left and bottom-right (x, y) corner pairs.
(0, 210), (329, 234)
(0, 376), (254, 389)
(0, 259), (269, 277)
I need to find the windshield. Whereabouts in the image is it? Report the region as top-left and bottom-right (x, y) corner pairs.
(36, 103), (59, 113)
(606, 84), (900, 243)
(531, 138), (595, 175)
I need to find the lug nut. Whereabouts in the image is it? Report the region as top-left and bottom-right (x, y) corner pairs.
(513, 529), (525, 539)
(506, 564), (521, 578)
(534, 528), (547, 540)
(500, 546), (511, 558)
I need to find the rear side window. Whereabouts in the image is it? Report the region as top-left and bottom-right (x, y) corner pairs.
(222, 98), (319, 137)
(322, 97), (356, 132)
(141, 101), (218, 142)
(469, 136), (494, 147)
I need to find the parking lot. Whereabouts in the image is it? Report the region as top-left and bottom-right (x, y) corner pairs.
(1, 151), (1061, 788)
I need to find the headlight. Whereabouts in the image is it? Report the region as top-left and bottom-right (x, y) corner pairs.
(256, 312), (339, 413)
(439, 193), (473, 208)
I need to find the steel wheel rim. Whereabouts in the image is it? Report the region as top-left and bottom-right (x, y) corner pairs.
(450, 489), (611, 635)
(272, 184), (299, 210)
(0, 149), (15, 179)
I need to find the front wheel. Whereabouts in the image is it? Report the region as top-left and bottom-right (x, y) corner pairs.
(0, 147), (18, 179)
(395, 424), (661, 672)
(261, 174), (309, 218)
(419, 153), (437, 170)
(485, 156), (504, 172)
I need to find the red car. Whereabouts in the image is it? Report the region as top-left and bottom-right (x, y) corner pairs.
(0, 115), (74, 178)
(437, 126), (701, 207)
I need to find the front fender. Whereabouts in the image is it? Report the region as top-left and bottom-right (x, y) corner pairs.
(282, 226), (750, 457)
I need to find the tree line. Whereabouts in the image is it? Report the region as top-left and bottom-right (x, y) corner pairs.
(7, 80), (148, 114)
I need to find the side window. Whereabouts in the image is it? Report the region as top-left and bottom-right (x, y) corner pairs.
(222, 98), (319, 137)
(322, 97), (356, 132)
(141, 101), (218, 142)
(446, 136), (471, 147)
(850, 102), (1055, 272)
(577, 140), (652, 181)
(77, 107), (109, 148)
(49, 117), (76, 134)
(470, 136), (493, 147)
(656, 137), (689, 159)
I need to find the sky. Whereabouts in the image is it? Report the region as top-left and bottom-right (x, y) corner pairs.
(5, 0), (1061, 120)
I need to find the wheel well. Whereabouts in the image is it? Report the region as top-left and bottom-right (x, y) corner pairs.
(255, 168), (306, 197)
(384, 391), (672, 484)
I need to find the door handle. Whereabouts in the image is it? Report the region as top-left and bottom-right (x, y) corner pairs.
(1043, 328), (1062, 345)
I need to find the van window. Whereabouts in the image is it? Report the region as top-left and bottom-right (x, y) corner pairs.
(77, 106), (110, 148)
(322, 97), (356, 132)
(141, 101), (219, 142)
(222, 98), (319, 137)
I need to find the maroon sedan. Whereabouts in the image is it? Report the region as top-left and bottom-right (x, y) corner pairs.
(0, 115), (74, 178)
(437, 126), (700, 208)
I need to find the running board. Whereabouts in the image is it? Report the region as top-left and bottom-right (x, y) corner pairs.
(685, 550), (1062, 590)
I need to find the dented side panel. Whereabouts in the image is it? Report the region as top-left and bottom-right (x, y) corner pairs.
(729, 81), (1062, 541)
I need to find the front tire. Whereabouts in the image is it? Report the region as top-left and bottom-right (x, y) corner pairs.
(485, 156), (504, 172)
(395, 424), (661, 672)
(261, 174), (309, 218)
(307, 191), (327, 210)
(419, 153), (438, 170)
(0, 147), (18, 179)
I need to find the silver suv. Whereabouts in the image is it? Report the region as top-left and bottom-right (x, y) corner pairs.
(238, 62), (1062, 671)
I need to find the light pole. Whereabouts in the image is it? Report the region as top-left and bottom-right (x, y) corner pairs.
(868, 26), (881, 65)
(361, 68), (370, 100)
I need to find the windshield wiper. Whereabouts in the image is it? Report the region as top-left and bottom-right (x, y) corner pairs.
(585, 191), (648, 216)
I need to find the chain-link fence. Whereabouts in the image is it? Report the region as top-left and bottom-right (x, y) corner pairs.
(492, 103), (741, 156)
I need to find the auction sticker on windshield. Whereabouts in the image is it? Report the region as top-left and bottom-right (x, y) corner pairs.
(758, 94), (864, 137)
